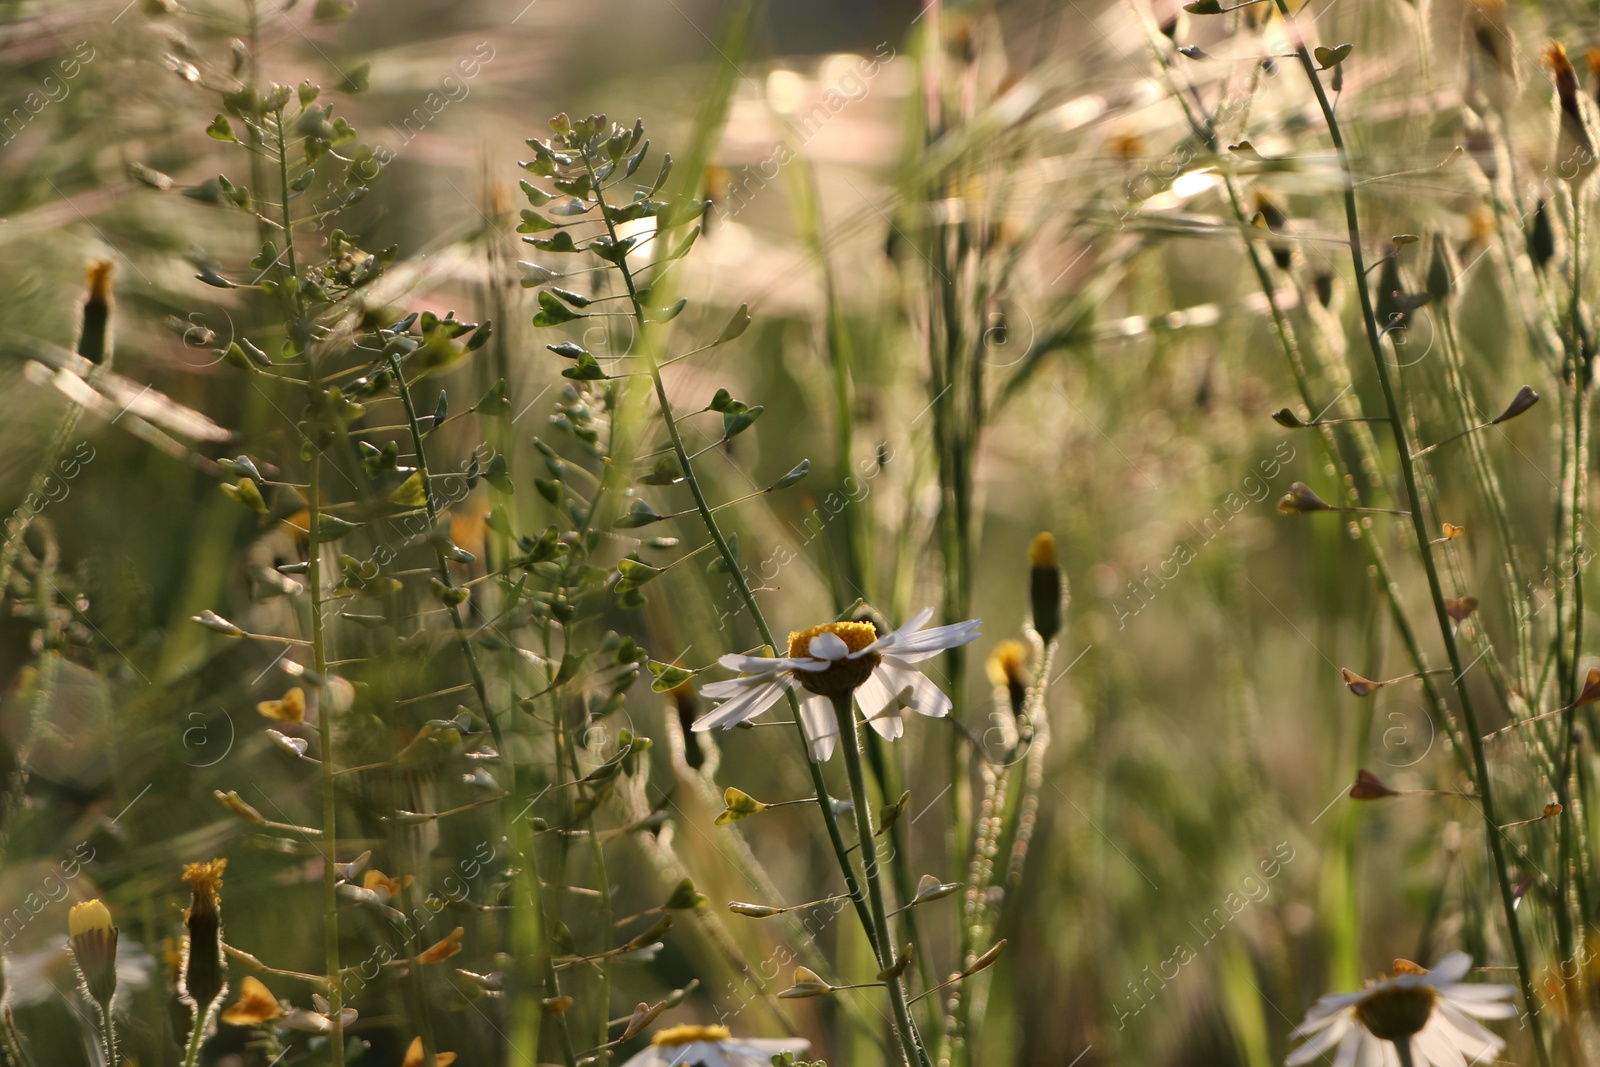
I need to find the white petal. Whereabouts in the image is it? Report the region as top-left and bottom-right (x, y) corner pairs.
(729, 1038), (810, 1055)
(855, 669), (900, 719)
(701, 674), (774, 699)
(614, 1047), (665, 1067)
(798, 694), (840, 761)
(863, 611), (982, 662)
(868, 710), (905, 742)
(691, 678), (789, 731)
(1412, 1028), (1466, 1067)
(807, 631), (850, 660)
(719, 652), (817, 673)
(875, 662), (953, 718)
(1437, 985), (1517, 1018)
(1332, 1025), (1363, 1067)
(1432, 1004), (1506, 1059)
(1426, 953), (1472, 985)
(1289, 1016), (1351, 1065)
(1293, 998), (1363, 1038)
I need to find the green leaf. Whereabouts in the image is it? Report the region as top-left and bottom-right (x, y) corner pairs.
(1314, 43), (1353, 69)
(649, 153), (673, 196)
(615, 499), (665, 528)
(618, 557), (664, 585)
(517, 210), (557, 234)
(485, 454), (514, 494)
(647, 660), (693, 692)
(525, 231), (579, 253)
(548, 341), (589, 360)
(429, 577), (470, 606)
(715, 304), (751, 345)
(533, 291), (583, 327)
(519, 180), (553, 208)
(651, 298), (688, 323)
(561, 352), (607, 380)
(206, 115), (237, 142)
(388, 471), (428, 508)
(638, 455), (684, 486)
(475, 379), (511, 415)
(708, 388), (735, 413)
(550, 287), (593, 308)
(221, 477), (268, 514)
(770, 459), (810, 491)
(547, 197), (589, 217)
(315, 514), (362, 541)
(623, 139), (651, 178)
(1183, 0), (1221, 11)
(723, 404), (764, 439)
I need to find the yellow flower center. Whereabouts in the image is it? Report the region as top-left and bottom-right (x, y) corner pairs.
(787, 621), (880, 697)
(652, 1024), (731, 1047)
(1355, 983), (1436, 1042)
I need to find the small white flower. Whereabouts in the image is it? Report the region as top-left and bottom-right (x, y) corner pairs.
(618, 1024), (808, 1067)
(694, 608), (982, 760)
(1287, 952), (1517, 1067)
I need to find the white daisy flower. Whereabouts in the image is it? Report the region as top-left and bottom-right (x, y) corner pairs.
(1287, 952), (1517, 1067)
(693, 608), (982, 761)
(618, 1024), (808, 1067)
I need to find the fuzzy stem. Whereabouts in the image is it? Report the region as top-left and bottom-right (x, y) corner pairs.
(179, 999), (216, 1067)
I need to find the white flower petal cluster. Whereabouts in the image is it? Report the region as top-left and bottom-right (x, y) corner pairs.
(695, 608), (981, 760)
(1288, 952), (1516, 1067)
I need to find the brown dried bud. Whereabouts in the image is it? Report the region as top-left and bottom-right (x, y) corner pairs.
(1350, 768), (1400, 800)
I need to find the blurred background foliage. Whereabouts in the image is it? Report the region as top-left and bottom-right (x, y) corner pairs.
(0, 0), (1593, 1065)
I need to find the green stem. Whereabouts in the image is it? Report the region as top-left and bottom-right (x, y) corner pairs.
(179, 1000), (216, 1067)
(276, 101), (345, 1067)
(581, 157), (882, 954)
(386, 353), (501, 757)
(97, 997), (117, 1067)
(832, 694), (933, 1067)
(1270, 8), (1548, 1061)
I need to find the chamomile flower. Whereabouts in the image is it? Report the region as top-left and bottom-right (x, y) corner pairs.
(693, 608), (982, 761)
(1287, 952), (1516, 1067)
(619, 1024), (808, 1067)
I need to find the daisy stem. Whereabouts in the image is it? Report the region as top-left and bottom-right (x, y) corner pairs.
(583, 156), (883, 957)
(1271, 7), (1549, 1062)
(179, 1000), (215, 1067)
(832, 693), (934, 1067)
(1392, 1038), (1416, 1067)
(96, 998), (116, 1067)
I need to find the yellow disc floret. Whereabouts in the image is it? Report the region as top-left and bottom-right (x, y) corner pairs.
(787, 620), (880, 697)
(652, 1024), (731, 1047)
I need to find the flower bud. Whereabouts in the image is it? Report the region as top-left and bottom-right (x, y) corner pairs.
(181, 859), (227, 1012)
(1028, 533), (1064, 643)
(68, 899), (119, 1007)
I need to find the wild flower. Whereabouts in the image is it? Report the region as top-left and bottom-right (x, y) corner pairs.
(619, 1024), (808, 1067)
(1287, 954), (1516, 1067)
(693, 608), (981, 759)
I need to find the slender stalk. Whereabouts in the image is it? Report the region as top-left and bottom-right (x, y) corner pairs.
(386, 353), (501, 756)
(832, 693), (933, 1067)
(276, 98), (345, 1067)
(179, 1001), (215, 1067)
(1270, 8), (1548, 1060)
(95, 1001), (115, 1067)
(582, 159), (882, 954)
